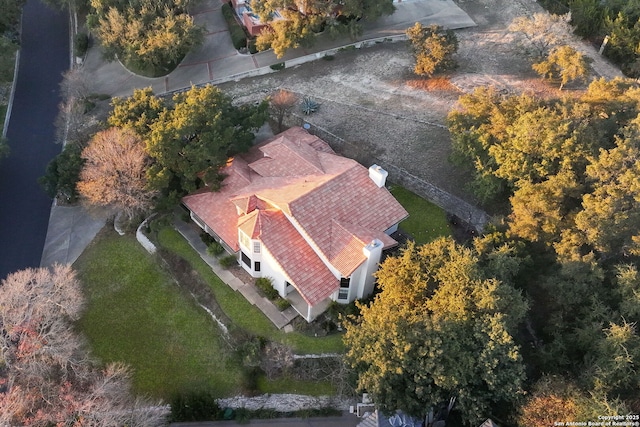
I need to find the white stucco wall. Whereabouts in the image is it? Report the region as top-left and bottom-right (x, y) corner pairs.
(359, 239), (383, 299)
(385, 223), (399, 235)
(258, 246), (290, 298)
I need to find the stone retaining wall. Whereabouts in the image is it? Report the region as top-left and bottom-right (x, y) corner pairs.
(217, 394), (353, 411)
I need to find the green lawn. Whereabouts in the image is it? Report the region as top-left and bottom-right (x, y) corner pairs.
(75, 227), (343, 401)
(156, 227), (345, 355)
(257, 376), (335, 395)
(389, 184), (451, 245)
(75, 230), (244, 400)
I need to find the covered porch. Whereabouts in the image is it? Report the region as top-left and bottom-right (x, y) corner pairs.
(286, 287), (332, 323)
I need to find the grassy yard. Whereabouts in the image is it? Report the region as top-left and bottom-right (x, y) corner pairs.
(75, 228), (343, 401)
(156, 227), (345, 354)
(75, 230), (244, 400)
(389, 184), (451, 245)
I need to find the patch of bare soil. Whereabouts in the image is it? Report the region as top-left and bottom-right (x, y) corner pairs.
(220, 0), (623, 208)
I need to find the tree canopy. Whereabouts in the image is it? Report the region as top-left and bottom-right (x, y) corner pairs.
(508, 12), (573, 60)
(0, 265), (168, 426)
(253, 0), (394, 57)
(88, 0), (204, 74)
(0, 0), (25, 35)
(532, 45), (589, 89)
(145, 85), (268, 194)
(447, 77), (640, 420)
(448, 79), (640, 263)
(106, 85), (268, 201)
(406, 23), (459, 77)
(39, 143), (84, 203)
(77, 127), (156, 220)
(343, 238), (527, 425)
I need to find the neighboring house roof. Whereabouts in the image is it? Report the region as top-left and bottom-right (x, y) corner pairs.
(183, 127), (408, 305)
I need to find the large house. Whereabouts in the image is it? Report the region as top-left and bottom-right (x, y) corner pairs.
(182, 127), (408, 322)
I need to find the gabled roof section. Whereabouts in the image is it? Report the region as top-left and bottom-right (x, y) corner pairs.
(329, 220), (399, 277)
(286, 163), (408, 271)
(250, 135), (325, 177)
(258, 209), (338, 305)
(237, 209), (261, 239)
(183, 127), (409, 304)
(231, 194), (270, 215)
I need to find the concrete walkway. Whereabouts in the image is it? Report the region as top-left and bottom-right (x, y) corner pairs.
(40, 203), (106, 268)
(173, 218), (300, 329)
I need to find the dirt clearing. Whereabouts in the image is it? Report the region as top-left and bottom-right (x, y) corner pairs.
(219, 0), (622, 208)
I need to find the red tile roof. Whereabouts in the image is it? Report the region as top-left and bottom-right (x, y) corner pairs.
(257, 209), (337, 305)
(182, 127), (408, 306)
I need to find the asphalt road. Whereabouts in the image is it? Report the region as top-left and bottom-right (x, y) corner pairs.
(0, 0), (69, 280)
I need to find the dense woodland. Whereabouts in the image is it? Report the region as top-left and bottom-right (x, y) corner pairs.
(344, 78), (640, 425)
(540, 0), (640, 77)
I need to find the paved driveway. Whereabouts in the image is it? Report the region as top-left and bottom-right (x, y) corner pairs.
(81, 0), (474, 97)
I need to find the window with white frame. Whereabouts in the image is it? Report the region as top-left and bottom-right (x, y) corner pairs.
(338, 277), (350, 300)
(239, 231), (250, 249)
(253, 241), (261, 253)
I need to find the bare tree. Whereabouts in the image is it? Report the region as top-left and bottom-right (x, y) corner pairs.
(269, 89), (298, 132)
(260, 341), (294, 379)
(54, 69), (93, 145)
(78, 127), (157, 223)
(60, 68), (90, 101)
(0, 266), (169, 426)
(509, 13), (574, 60)
(54, 97), (90, 145)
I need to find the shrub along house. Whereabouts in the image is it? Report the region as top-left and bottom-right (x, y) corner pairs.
(182, 127), (408, 322)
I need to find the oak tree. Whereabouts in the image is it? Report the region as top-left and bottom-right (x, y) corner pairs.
(532, 45), (589, 89)
(146, 85), (268, 193)
(343, 239), (527, 424)
(572, 118), (640, 260)
(39, 143), (84, 202)
(108, 87), (165, 137)
(406, 23), (459, 77)
(89, 0), (204, 73)
(254, 0), (394, 57)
